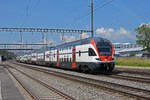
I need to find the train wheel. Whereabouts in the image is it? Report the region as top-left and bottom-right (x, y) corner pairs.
(84, 65), (92, 73)
(82, 65), (87, 73)
(107, 66), (114, 72)
(102, 64), (110, 73)
(78, 65), (82, 72)
(79, 65), (87, 73)
(79, 65), (93, 74)
(88, 68), (95, 74)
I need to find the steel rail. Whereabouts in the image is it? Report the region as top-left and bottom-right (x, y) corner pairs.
(7, 64), (75, 100)
(5, 65), (39, 100)
(12, 62), (150, 100)
(115, 69), (150, 77)
(102, 74), (150, 84)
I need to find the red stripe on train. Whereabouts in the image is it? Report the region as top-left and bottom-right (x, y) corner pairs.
(57, 50), (60, 67)
(90, 40), (101, 58)
(72, 46), (76, 68)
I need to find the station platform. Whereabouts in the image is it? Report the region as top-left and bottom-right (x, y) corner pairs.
(0, 65), (25, 100)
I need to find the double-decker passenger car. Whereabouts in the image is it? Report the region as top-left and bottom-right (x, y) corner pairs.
(18, 37), (115, 73)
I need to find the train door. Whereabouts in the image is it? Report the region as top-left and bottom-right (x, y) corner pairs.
(57, 50), (60, 67)
(72, 46), (76, 68)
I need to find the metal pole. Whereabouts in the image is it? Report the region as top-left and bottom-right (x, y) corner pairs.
(91, 0), (94, 38)
(20, 31), (23, 44)
(46, 32), (48, 44)
(42, 32), (44, 44)
(46, 32), (48, 48)
(80, 33), (82, 39)
(62, 32), (64, 42)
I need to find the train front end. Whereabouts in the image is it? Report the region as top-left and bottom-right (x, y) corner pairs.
(91, 37), (115, 72)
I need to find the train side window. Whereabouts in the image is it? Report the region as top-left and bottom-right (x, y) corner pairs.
(63, 58), (65, 62)
(70, 58), (72, 62)
(88, 48), (96, 56)
(67, 58), (69, 62)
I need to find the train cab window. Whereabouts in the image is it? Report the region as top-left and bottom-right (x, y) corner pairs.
(88, 48), (96, 56)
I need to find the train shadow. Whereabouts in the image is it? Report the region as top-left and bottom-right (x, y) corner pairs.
(21, 63), (123, 76)
(97, 70), (122, 75)
(44, 65), (123, 75)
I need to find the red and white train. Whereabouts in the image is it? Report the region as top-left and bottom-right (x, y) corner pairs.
(17, 37), (115, 73)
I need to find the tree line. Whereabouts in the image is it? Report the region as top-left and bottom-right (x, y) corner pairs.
(0, 50), (16, 61)
(135, 24), (150, 53)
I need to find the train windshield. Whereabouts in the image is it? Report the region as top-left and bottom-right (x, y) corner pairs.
(96, 41), (112, 56)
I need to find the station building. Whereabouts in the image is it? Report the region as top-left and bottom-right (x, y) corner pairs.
(113, 43), (144, 57)
(113, 23), (150, 57)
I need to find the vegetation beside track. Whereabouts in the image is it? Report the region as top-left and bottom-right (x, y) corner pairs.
(115, 57), (150, 67)
(0, 50), (16, 61)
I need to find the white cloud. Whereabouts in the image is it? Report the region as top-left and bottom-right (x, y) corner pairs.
(107, 28), (115, 33)
(81, 32), (89, 39)
(96, 27), (114, 38)
(96, 27), (135, 42)
(48, 40), (55, 45)
(96, 27), (105, 34)
(118, 27), (130, 35)
(63, 36), (76, 42)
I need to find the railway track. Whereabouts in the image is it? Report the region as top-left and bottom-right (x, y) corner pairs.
(102, 74), (150, 84)
(5, 65), (75, 100)
(9, 62), (150, 100)
(115, 68), (150, 77)
(5, 66), (39, 100)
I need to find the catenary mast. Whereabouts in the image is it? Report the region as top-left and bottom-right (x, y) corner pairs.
(91, 0), (94, 38)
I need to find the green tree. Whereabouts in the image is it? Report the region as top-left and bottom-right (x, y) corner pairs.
(0, 50), (16, 61)
(135, 24), (150, 52)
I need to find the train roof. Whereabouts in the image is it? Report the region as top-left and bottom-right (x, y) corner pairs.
(31, 37), (110, 53)
(55, 37), (110, 48)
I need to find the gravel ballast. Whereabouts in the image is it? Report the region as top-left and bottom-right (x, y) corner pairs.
(9, 63), (132, 100)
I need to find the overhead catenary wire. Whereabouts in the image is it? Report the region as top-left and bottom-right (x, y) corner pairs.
(74, 0), (115, 22)
(61, 0), (115, 39)
(63, 0), (116, 36)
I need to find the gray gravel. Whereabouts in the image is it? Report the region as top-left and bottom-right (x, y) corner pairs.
(20, 63), (150, 91)
(116, 66), (150, 70)
(10, 63), (132, 100)
(115, 72), (150, 80)
(9, 68), (68, 100)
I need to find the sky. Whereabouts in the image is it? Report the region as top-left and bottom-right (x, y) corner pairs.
(0, 0), (150, 44)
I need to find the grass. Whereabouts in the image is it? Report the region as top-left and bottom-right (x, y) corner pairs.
(115, 57), (150, 67)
